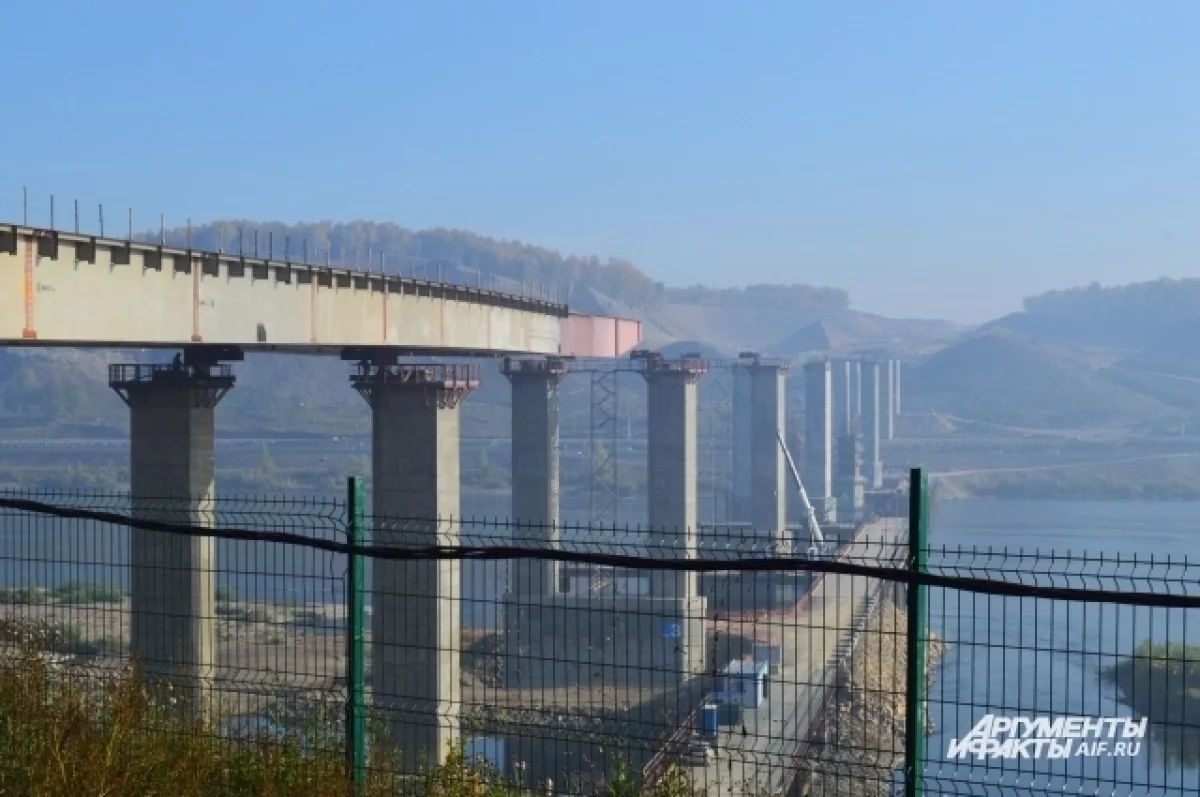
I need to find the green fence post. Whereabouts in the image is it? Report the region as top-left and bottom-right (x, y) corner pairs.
(346, 477), (367, 791)
(904, 467), (929, 797)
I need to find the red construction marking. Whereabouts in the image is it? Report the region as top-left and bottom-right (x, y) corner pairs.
(190, 257), (202, 342)
(21, 236), (36, 339)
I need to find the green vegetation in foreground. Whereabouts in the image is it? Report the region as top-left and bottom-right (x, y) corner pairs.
(1101, 641), (1200, 768)
(0, 622), (702, 797)
(0, 580), (127, 606)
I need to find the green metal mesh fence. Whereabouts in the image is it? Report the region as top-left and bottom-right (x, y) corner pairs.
(0, 473), (1195, 796)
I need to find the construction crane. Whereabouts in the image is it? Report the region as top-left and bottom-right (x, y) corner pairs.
(776, 429), (827, 559)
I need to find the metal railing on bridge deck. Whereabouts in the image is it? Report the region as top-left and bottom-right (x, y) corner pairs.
(0, 472), (1196, 796)
(4, 184), (572, 309)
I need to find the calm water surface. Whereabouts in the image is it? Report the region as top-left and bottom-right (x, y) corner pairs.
(921, 499), (1200, 796)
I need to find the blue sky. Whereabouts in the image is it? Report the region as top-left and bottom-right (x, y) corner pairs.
(2, 1), (1197, 323)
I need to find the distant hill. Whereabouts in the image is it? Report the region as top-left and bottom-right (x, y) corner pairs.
(903, 330), (1181, 428)
(990, 277), (1200, 360)
(771, 320), (856, 356)
(152, 221), (667, 313)
(648, 303), (959, 356)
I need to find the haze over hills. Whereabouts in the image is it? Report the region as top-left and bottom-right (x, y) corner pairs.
(5, 219), (1200, 440)
(901, 330), (1184, 429)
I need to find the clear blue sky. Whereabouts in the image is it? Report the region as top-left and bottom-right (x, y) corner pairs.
(2, 1), (1197, 323)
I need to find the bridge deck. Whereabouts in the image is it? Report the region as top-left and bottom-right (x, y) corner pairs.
(0, 224), (640, 357)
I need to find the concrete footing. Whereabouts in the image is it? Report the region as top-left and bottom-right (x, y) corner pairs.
(110, 358), (236, 718)
(351, 359), (478, 771)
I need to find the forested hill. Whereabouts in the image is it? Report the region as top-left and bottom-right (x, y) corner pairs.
(149, 221), (855, 318)
(1023, 278), (1200, 319)
(666, 284), (850, 312)
(150, 221), (666, 312)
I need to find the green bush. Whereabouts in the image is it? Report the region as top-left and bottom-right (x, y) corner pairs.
(51, 580), (127, 605)
(0, 582), (46, 605)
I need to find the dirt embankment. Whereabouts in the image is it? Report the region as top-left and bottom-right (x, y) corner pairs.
(808, 602), (948, 797)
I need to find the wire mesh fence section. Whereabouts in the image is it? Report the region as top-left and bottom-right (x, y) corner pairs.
(0, 489), (350, 766)
(0, 485), (1199, 795)
(919, 512), (1200, 797)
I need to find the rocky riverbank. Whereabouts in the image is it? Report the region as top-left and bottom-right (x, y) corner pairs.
(807, 601), (948, 797)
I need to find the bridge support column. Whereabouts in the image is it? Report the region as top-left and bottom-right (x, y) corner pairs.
(502, 356), (566, 595)
(730, 364), (754, 523)
(861, 360), (883, 489)
(637, 353), (707, 684)
(350, 357), (478, 772)
(804, 359), (837, 524)
(747, 357), (790, 552)
(884, 359), (896, 441)
(109, 350), (238, 719)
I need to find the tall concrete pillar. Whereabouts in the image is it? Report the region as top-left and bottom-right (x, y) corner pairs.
(110, 352), (237, 719)
(351, 358), (478, 771)
(639, 352), (708, 684)
(862, 360), (882, 488)
(893, 359), (901, 421)
(730, 365), (754, 522)
(850, 360), (862, 433)
(803, 359), (836, 522)
(502, 357), (566, 596)
(748, 358), (790, 551)
(830, 359), (852, 437)
(884, 359), (895, 440)
(642, 354), (706, 598)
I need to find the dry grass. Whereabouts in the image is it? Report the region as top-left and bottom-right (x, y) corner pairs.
(0, 619), (705, 797)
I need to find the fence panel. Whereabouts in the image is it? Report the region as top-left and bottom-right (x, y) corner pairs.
(920, 503), (1200, 797)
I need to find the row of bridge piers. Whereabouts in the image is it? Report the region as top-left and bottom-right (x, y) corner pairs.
(105, 346), (897, 775)
(108, 347), (775, 771)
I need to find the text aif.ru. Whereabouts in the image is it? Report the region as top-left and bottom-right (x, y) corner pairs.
(948, 715), (1148, 760)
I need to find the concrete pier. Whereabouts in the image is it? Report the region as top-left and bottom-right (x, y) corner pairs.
(351, 357), (479, 771)
(893, 359), (901, 425)
(803, 359), (836, 523)
(830, 359), (852, 438)
(641, 353), (706, 596)
(747, 357), (790, 551)
(861, 360), (882, 488)
(502, 356), (567, 596)
(109, 351), (238, 718)
(834, 433), (865, 520)
(884, 359), (896, 440)
(640, 353), (708, 679)
(730, 364), (753, 523)
(850, 359), (861, 431)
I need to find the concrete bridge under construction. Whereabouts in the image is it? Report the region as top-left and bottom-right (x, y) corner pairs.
(0, 219), (906, 787)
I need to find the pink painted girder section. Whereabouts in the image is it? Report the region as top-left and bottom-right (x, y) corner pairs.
(559, 314), (643, 358)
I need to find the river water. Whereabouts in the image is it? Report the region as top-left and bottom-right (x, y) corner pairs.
(921, 499), (1200, 796)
